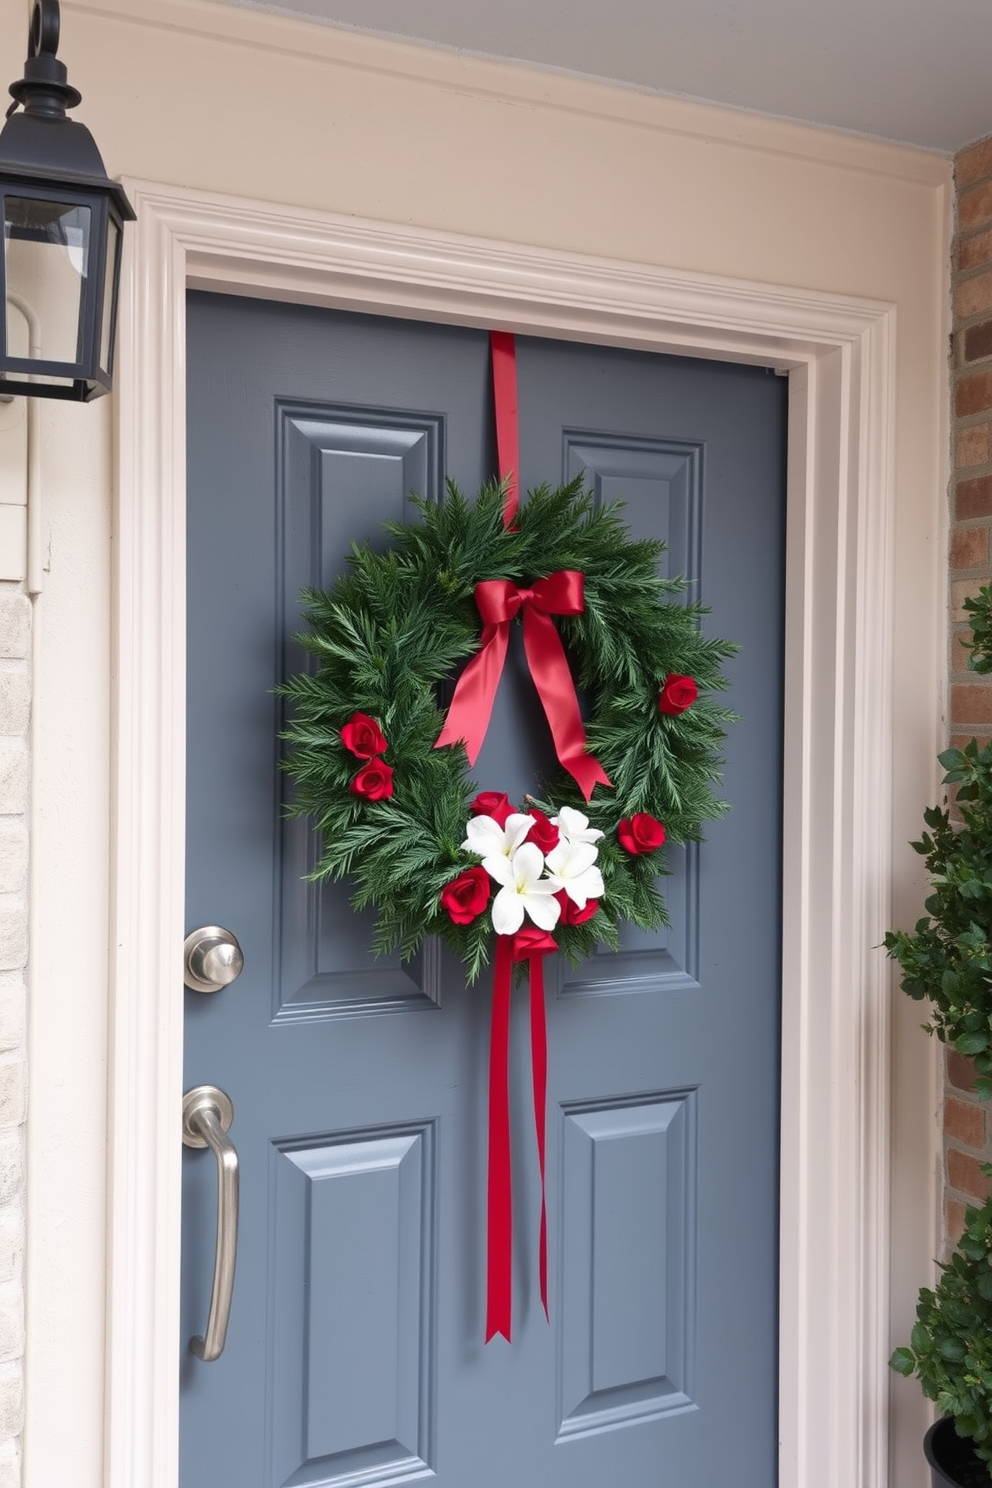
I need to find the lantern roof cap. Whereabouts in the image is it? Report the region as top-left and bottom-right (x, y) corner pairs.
(0, 110), (135, 220)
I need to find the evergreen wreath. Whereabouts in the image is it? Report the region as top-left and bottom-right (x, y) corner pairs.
(280, 477), (737, 981)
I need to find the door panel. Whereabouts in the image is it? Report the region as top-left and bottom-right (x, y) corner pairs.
(269, 1123), (436, 1486)
(558, 1090), (695, 1437)
(277, 403), (446, 1019)
(182, 291), (785, 1488)
(563, 430), (702, 990)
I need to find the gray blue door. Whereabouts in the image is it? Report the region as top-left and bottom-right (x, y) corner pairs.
(181, 291), (785, 1488)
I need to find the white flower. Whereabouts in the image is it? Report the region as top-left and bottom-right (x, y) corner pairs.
(552, 806), (604, 846)
(486, 842), (561, 935)
(462, 812), (534, 861)
(545, 837), (605, 908)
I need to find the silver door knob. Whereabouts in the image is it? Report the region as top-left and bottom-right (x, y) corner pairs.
(183, 925), (244, 993)
(182, 1085), (238, 1361)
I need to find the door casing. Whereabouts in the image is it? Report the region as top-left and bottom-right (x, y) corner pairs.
(107, 177), (902, 1488)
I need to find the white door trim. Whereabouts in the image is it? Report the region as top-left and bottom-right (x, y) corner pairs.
(108, 178), (897, 1488)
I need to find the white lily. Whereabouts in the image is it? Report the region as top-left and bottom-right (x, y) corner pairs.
(486, 842), (561, 935)
(545, 837), (605, 908)
(552, 806), (604, 846)
(461, 812), (534, 861)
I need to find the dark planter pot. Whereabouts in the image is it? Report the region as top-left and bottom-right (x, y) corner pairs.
(926, 1418), (992, 1487)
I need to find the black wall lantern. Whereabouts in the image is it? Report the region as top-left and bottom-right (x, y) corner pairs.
(0, 0), (134, 401)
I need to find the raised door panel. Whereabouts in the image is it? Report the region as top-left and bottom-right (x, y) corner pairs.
(269, 1123), (437, 1488)
(560, 434), (703, 997)
(277, 407), (444, 1021)
(557, 1092), (696, 1439)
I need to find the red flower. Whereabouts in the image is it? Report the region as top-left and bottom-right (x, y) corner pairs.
(440, 866), (491, 924)
(341, 711), (388, 759)
(658, 674), (698, 716)
(525, 809), (560, 854)
(511, 927), (559, 959)
(349, 758), (394, 800)
(470, 790), (516, 827)
(618, 813), (666, 854)
(554, 890), (598, 925)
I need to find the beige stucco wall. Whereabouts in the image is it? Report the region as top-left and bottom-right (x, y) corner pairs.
(8, 0), (950, 1482)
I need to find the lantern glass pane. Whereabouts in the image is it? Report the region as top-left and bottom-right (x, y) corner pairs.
(99, 216), (120, 375)
(3, 197), (90, 367)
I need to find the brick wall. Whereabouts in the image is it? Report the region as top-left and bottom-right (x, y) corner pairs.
(0, 587), (28, 1486)
(945, 136), (992, 1247)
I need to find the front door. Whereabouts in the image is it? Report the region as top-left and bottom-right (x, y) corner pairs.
(181, 291), (786, 1488)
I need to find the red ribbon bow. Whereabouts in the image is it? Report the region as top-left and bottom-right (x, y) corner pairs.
(435, 573), (610, 801)
(486, 929), (555, 1344)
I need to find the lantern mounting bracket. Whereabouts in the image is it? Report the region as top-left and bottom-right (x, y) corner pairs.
(7, 2), (81, 122)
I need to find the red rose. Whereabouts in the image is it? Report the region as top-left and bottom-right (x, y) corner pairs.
(554, 890), (598, 925)
(511, 927), (559, 959)
(440, 866), (491, 924)
(349, 758), (394, 801)
(470, 791), (516, 827)
(341, 711), (388, 759)
(618, 813), (666, 854)
(525, 809), (560, 854)
(658, 674), (698, 716)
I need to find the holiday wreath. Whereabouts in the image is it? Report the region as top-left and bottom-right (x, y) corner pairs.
(280, 467), (736, 1341)
(280, 475), (736, 976)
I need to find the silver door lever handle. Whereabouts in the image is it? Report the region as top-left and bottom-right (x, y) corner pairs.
(182, 1085), (239, 1361)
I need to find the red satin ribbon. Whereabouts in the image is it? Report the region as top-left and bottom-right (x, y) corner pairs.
(486, 935), (514, 1343)
(521, 932), (550, 1323)
(476, 331), (602, 1340)
(486, 928), (555, 1344)
(491, 330), (520, 527)
(435, 573), (610, 801)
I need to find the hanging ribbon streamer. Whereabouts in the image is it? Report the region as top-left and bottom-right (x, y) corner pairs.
(486, 936), (513, 1343)
(486, 928), (554, 1344)
(435, 332), (611, 801)
(525, 935), (550, 1324)
(490, 329), (520, 527)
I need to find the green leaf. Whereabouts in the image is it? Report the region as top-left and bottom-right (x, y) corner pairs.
(889, 1347), (916, 1376)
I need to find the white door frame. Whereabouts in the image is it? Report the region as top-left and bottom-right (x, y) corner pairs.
(107, 178), (898, 1488)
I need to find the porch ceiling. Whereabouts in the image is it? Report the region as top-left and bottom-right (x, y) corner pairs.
(214, 0), (987, 153)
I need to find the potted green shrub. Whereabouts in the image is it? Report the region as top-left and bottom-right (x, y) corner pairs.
(886, 584), (992, 1485)
(891, 1195), (992, 1486)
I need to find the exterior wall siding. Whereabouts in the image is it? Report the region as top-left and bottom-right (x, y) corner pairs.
(0, 585), (29, 1487)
